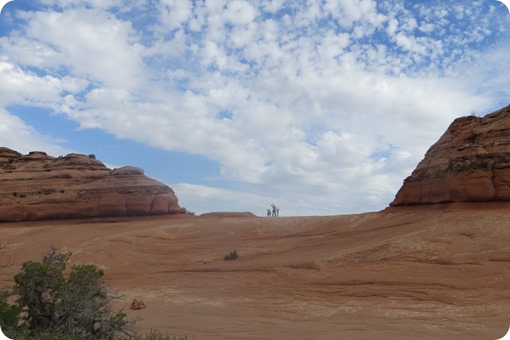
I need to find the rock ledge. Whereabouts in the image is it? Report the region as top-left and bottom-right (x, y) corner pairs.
(0, 148), (185, 221)
(391, 105), (510, 206)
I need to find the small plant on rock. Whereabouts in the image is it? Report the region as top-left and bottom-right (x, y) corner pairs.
(224, 249), (239, 261)
(142, 329), (189, 340)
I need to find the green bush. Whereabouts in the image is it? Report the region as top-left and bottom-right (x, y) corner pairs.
(0, 247), (190, 340)
(4, 247), (135, 339)
(0, 290), (29, 338)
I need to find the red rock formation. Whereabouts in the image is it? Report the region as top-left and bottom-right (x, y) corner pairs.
(0, 148), (185, 221)
(0, 147), (21, 164)
(391, 104), (510, 206)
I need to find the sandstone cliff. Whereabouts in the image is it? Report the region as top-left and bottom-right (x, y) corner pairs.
(391, 104), (510, 206)
(0, 148), (185, 221)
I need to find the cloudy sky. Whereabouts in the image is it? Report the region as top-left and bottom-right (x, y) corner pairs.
(0, 0), (509, 216)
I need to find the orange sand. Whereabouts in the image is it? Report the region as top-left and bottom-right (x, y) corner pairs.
(1, 204), (510, 339)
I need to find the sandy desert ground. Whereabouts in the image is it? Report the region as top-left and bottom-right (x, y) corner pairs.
(1, 204), (510, 339)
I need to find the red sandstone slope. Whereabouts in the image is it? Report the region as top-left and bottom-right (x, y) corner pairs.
(0, 206), (509, 339)
(392, 104), (510, 205)
(0, 147), (184, 221)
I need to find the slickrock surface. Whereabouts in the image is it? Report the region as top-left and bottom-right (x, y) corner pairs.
(392, 104), (510, 206)
(1, 205), (509, 339)
(0, 148), (184, 221)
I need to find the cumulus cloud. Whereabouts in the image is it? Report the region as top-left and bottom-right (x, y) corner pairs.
(0, 60), (88, 107)
(1, 0), (509, 215)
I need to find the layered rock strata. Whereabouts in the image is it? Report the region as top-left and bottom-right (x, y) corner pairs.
(391, 104), (510, 206)
(0, 148), (185, 221)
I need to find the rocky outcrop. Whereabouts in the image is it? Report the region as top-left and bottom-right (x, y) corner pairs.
(0, 148), (185, 221)
(391, 104), (510, 206)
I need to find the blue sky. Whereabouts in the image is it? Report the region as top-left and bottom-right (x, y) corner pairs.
(0, 0), (509, 216)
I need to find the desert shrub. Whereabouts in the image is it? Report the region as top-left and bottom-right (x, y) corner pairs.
(87, 154), (96, 159)
(183, 209), (195, 216)
(224, 249), (239, 261)
(0, 243), (29, 339)
(28, 334), (90, 339)
(0, 290), (29, 338)
(141, 329), (189, 340)
(0, 246), (188, 340)
(6, 247), (135, 339)
(0, 291), (17, 326)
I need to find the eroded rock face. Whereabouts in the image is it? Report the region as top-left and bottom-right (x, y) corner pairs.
(0, 148), (185, 221)
(391, 105), (510, 206)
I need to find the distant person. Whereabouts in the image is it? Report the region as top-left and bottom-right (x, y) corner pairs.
(277, 208), (279, 217)
(271, 203), (277, 217)
(267, 208), (271, 216)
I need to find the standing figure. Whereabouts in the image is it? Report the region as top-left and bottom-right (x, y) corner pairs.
(267, 208), (271, 216)
(271, 203), (277, 217)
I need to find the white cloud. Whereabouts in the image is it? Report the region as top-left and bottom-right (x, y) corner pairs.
(224, 0), (258, 26)
(18, 8), (145, 88)
(324, 0), (382, 28)
(158, 0), (192, 31)
(0, 60), (88, 108)
(261, 0), (284, 14)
